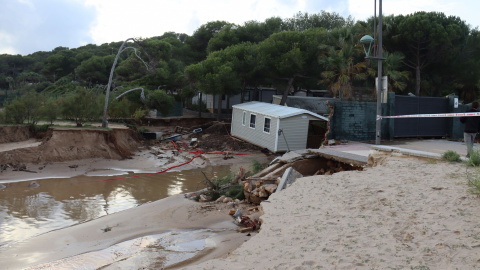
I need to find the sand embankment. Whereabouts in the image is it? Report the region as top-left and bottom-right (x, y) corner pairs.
(0, 128), (141, 165)
(184, 156), (480, 269)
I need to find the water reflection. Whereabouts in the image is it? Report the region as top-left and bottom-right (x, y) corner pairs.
(0, 165), (232, 248)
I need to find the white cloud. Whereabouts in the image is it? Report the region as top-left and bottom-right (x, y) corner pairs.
(0, 31), (16, 55)
(18, 0), (34, 9)
(84, 0), (309, 44)
(348, 0), (479, 27)
(2, 0), (479, 55)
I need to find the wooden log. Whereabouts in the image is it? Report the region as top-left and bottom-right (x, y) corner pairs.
(258, 186), (269, 198)
(244, 177), (277, 181)
(243, 182), (253, 193)
(263, 184), (278, 194)
(264, 163), (292, 178)
(248, 162), (284, 179)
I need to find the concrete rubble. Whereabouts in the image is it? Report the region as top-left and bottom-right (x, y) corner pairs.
(242, 149), (367, 205)
(185, 147), (369, 233)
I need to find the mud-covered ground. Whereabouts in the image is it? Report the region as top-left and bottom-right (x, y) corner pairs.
(0, 121), (273, 181)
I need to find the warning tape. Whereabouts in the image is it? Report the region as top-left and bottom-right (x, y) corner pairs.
(378, 112), (480, 120)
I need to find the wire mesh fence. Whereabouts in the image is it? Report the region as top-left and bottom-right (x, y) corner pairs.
(0, 90), (62, 107)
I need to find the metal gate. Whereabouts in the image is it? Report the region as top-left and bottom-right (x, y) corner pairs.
(394, 95), (449, 137)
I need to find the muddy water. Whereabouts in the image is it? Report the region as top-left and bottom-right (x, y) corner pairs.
(0, 165), (232, 248)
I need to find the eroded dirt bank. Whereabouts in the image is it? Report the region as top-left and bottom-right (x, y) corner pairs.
(0, 125), (33, 143)
(0, 128), (141, 164)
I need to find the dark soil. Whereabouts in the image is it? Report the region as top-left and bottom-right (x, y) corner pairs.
(141, 120), (270, 154)
(188, 122), (266, 153)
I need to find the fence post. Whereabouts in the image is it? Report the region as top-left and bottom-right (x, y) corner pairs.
(448, 95), (463, 140)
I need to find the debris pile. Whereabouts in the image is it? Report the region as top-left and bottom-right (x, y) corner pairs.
(242, 150), (366, 205)
(232, 209), (260, 233)
(179, 121), (266, 153)
(185, 192), (263, 232)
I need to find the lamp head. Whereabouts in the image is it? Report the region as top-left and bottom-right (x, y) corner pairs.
(360, 35), (375, 57)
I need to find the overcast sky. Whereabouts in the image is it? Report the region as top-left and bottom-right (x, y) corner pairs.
(1, 0), (478, 56)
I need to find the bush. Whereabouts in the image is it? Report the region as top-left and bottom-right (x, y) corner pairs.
(4, 91), (45, 124)
(59, 88), (102, 126)
(4, 98), (27, 124)
(466, 168), (480, 195)
(467, 149), (480, 167)
(251, 160), (267, 174)
(146, 90), (175, 116)
(225, 185), (245, 200)
(41, 97), (59, 124)
(442, 150), (461, 162)
(205, 190), (222, 201)
(137, 126), (149, 133)
(108, 96), (134, 119)
(30, 124), (50, 136)
(133, 109), (148, 122)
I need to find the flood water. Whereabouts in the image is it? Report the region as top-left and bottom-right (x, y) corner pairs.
(0, 165), (233, 248)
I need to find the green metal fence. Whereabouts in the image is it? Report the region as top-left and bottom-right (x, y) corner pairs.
(0, 90), (62, 107)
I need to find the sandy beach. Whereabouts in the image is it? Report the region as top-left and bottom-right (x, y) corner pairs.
(183, 155), (480, 270)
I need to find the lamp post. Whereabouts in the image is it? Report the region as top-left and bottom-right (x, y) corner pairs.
(361, 0), (385, 145)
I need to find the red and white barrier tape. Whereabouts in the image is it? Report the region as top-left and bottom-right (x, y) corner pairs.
(377, 112), (480, 120)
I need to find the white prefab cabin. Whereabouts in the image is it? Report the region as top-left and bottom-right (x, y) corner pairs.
(231, 102), (328, 153)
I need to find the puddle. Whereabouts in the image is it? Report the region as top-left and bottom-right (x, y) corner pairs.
(0, 165), (233, 248)
(25, 230), (221, 270)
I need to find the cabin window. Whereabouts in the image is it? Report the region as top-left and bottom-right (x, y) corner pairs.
(242, 111), (246, 126)
(249, 114), (256, 129)
(264, 117), (271, 133)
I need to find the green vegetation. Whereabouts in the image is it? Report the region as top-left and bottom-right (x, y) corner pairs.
(469, 177), (480, 195)
(467, 149), (480, 167)
(198, 160), (267, 201)
(466, 167), (480, 195)
(442, 150), (461, 163)
(30, 123), (50, 135)
(0, 10), (478, 123)
(225, 185), (245, 201)
(250, 159), (267, 176)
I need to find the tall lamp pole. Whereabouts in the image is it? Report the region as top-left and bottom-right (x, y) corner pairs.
(360, 0), (385, 145)
(376, 0), (383, 145)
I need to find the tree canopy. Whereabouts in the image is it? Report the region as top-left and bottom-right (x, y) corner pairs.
(1, 10), (480, 124)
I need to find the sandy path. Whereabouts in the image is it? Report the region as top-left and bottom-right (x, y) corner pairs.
(0, 138), (41, 152)
(184, 156), (480, 269)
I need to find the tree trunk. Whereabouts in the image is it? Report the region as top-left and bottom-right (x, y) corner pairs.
(240, 81), (246, 103)
(415, 65), (421, 96)
(198, 92), (202, 118)
(216, 94), (222, 121)
(280, 77), (294, 105)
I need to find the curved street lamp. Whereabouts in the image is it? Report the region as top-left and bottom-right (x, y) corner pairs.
(102, 38), (150, 128)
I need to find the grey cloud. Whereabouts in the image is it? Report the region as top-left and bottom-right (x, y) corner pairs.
(0, 0), (96, 55)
